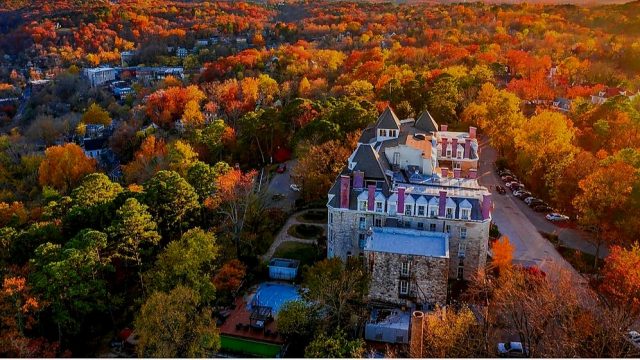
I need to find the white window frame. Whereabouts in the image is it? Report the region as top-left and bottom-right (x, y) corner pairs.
(453, 162), (461, 170)
(460, 227), (467, 239)
(429, 223), (437, 232)
(399, 280), (409, 295)
(374, 218), (382, 227)
(446, 207), (454, 219)
(461, 208), (470, 220)
(445, 224), (451, 233)
(380, 129), (387, 137)
(401, 261), (410, 276)
(405, 204), (413, 216)
(375, 201), (384, 213)
(388, 203), (397, 215)
(417, 205), (425, 216)
(458, 239), (466, 258)
(359, 217), (366, 230)
(457, 148), (464, 159)
(359, 200), (368, 211)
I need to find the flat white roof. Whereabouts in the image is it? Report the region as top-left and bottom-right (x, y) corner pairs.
(364, 227), (449, 258)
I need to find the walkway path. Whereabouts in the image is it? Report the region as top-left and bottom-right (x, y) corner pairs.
(261, 209), (326, 262)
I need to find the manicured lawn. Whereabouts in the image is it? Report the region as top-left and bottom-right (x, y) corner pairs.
(287, 223), (323, 239)
(295, 209), (327, 223)
(273, 241), (320, 267)
(220, 335), (282, 357)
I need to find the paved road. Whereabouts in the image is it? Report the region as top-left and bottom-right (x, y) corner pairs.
(477, 138), (605, 258)
(264, 159), (299, 212)
(477, 137), (589, 278)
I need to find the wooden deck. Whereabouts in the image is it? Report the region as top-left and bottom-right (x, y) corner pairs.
(218, 297), (285, 345)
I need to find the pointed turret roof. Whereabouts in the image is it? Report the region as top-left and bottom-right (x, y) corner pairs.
(414, 110), (438, 133)
(375, 106), (401, 130)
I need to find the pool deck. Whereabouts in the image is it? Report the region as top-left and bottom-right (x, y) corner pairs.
(219, 297), (285, 345)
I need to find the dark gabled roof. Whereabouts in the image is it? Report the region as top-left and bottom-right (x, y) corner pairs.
(375, 106), (401, 130)
(414, 110), (438, 133)
(358, 127), (376, 144)
(350, 144), (387, 180)
(83, 138), (108, 151)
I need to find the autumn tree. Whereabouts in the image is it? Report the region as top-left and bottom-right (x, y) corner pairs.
(0, 276), (64, 357)
(462, 83), (525, 157)
(302, 258), (368, 329)
(108, 198), (161, 295)
(491, 236), (514, 273)
(81, 103), (111, 126)
(167, 140), (198, 177)
(186, 161), (231, 201)
(38, 143), (97, 194)
(304, 329), (365, 358)
(514, 111), (578, 194)
(134, 285), (219, 357)
(145, 228), (218, 303)
(122, 135), (168, 184)
(65, 173), (123, 232)
(420, 305), (485, 358)
(143, 170), (199, 236)
(206, 168), (257, 257)
(30, 230), (111, 340)
(277, 300), (318, 355)
(181, 100), (205, 129)
(292, 138), (353, 201)
(146, 85), (205, 129)
(573, 161), (638, 266)
(600, 243), (640, 314)
(212, 259), (246, 294)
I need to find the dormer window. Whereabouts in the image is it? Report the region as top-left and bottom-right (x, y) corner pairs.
(446, 208), (454, 219)
(457, 148), (464, 159)
(389, 130), (397, 137)
(461, 208), (470, 220)
(446, 148), (452, 157)
(375, 201), (384, 213)
(379, 129), (387, 137)
(359, 200), (368, 211)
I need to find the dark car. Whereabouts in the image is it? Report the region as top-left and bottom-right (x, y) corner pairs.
(501, 175), (514, 182)
(515, 191), (532, 200)
(496, 185), (506, 194)
(528, 200), (547, 208)
(276, 163), (287, 173)
(533, 204), (553, 212)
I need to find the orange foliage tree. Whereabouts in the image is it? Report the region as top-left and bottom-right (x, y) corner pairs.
(212, 259), (247, 293)
(600, 243), (640, 314)
(38, 143), (97, 194)
(491, 236), (514, 272)
(122, 136), (168, 184)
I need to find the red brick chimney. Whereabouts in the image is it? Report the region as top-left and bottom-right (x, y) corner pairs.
(438, 190), (447, 217)
(340, 175), (350, 209)
(353, 170), (364, 189)
(441, 167), (448, 178)
(464, 138), (471, 158)
(469, 126), (477, 139)
(441, 124), (448, 132)
(482, 194), (492, 219)
(451, 138), (458, 158)
(397, 187), (406, 215)
(441, 138), (447, 157)
(454, 168), (461, 179)
(409, 311), (425, 358)
(367, 184), (375, 211)
(469, 168), (477, 179)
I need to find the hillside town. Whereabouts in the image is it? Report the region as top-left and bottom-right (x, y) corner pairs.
(1, 0), (640, 358)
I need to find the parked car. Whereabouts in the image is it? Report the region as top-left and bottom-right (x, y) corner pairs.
(290, 184), (300, 192)
(496, 185), (506, 194)
(515, 191), (532, 200)
(524, 197), (538, 205)
(498, 169), (512, 177)
(501, 175), (514, 182)
(497, 342), (528, 357)
(506, 182), (523, 191)
(533, 204), (553, 212)
(276, 163), (287, 173)
(546, 213), (570, 222)
(628, 330), (640, 344)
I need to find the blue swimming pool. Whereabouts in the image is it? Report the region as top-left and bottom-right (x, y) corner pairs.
(247, 282), (302, 315)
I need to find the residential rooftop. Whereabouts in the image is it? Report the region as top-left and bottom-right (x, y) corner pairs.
(364, 227), (449, 258)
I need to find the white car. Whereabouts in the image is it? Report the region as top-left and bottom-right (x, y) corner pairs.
(497, 342), (528, 357)
(628, 330), (640, 344)
(546, 213), (569, 222)
(290, 184), (301, 192)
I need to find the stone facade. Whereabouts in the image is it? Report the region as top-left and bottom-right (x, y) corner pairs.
(328, 208), (489, 281)
(365, 250), (448, 307)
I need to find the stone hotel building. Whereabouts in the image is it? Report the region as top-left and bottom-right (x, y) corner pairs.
(327, 107), (492, 309)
